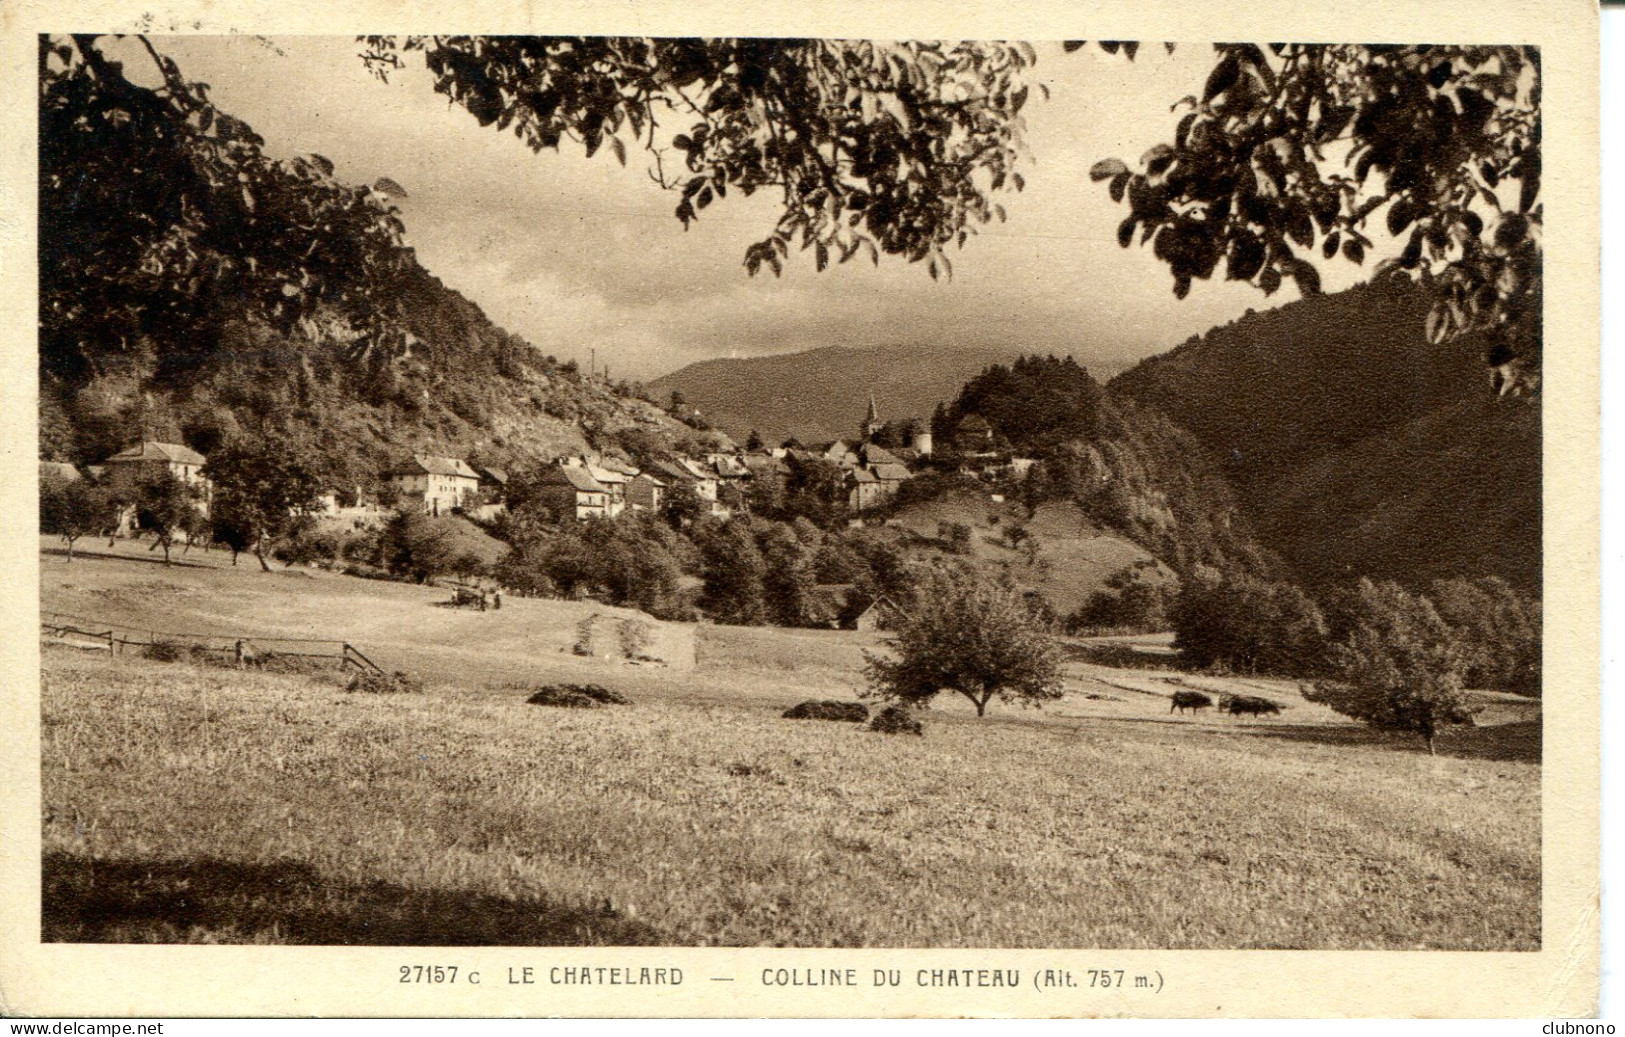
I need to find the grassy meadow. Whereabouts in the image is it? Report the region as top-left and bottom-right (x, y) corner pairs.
(39, 538), (1540, 948)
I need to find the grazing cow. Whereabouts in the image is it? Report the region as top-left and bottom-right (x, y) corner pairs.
(1225, 694), (1281, 717)
(1170, 690), (1213, 714)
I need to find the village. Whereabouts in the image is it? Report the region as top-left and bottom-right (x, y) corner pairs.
(41, 393), (1047, 544)
(38, 393), (1061, 631)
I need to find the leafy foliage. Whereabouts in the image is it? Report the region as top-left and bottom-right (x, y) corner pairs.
(1108, 278), (1540, 592)
(864, 565), (1063, 717)
(496, 514), (690, 619)
(1070, 560), (1174, 634)
(40, 475), (116, 559)
(755, 521), (822, 628)
(1305, 578), (1476, 752)
(1092, 43), (1541, 392)
(40, 35), (413, 387)
(1171, 568), (1329, 676)
(778, 455), (850, 529)
(124, 470), (205, 565)
(697, 521), (769, 626)
(203, 440), (327, 572)
(939, 355), (1105, 453)
(1024, 398), (1277, 579)
(1428, 576), (1541, 696)
(378, 512), (504, 583)
(362, 37), (1039, 281)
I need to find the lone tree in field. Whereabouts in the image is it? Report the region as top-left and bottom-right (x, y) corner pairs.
(204, 441), (327, 572)
(130, 471), (203, 566)
(1304, 578), (1476, 753)
(40, 474), (115, 561)
(865, 566), (1063, 717)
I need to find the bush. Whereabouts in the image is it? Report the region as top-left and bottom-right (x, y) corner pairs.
(783, 700), (869, 722)
(275, 525), (342, 567)
(528, 689), (602, 709)
(140, 640), (191, 663)
(525, 683), (630, 707)
(1069, 562), (1175, 635)
(870, 705), (924, 736)
(1171, 569), (1328, 676)
(1304, 579), (1476, 753)
(378, 512), (506, 583)
(1428, 576), (1541, 696)
(345, 670), (423, 694)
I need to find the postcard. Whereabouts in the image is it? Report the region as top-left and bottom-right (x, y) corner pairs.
(0, 0), (1600, 1019)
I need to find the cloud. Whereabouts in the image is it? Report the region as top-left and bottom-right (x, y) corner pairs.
(135, 37), (1374, 381)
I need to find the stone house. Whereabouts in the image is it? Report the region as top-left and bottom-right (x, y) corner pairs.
(389, 455), (481, 516)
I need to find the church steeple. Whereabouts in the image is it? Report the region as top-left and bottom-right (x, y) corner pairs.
(863, 394), (883, 441)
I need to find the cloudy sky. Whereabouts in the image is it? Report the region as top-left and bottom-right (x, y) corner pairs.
(129, 36), (1380, 380)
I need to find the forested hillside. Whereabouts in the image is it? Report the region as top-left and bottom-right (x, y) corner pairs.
(1108, 276), (1540, 592)
(40, 261), (686, 494)
(923, 355), (1280, 582)
(38, 34), (689, 495)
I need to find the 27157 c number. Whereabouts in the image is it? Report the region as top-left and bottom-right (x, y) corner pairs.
(400, 965), (458, 984)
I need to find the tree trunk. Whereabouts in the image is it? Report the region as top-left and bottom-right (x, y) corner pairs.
(255, 537), (272, 573)
(65, 536), (75, 561)
(160, 538), (171, 565)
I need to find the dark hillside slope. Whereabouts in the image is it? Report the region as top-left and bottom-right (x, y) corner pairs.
(1109, 277), (1539, 592)
(1261, 392), (1540, 590)
(40, 263), (686, 489)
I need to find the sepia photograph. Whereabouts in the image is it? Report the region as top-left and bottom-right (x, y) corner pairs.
(5, 0), (1602, 1019)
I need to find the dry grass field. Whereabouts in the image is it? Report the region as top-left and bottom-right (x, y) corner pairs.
(39, 538), (1540, 948)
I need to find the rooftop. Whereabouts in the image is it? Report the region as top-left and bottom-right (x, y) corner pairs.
(103, 441), (206, 466)
(395, 455), (481, 479)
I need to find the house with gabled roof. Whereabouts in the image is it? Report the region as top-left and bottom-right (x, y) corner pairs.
(857, 442), (905, 468)
(98, 440), (213, 534)
(537, 463), (611, 521)
(850, 595), (908, 632)
(847, 466), (885, 512)
(584, 461), (630, 518)
(869, 461), (913, 487)
(101, 440), (208, 487)
(474, 464), (509, 500)
(708, 453), (751, 481)
(820, 440), (860, 468)
(389, 455), (481, 516)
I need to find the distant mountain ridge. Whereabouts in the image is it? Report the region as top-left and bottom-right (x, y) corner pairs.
(649, 343), (1131, 445)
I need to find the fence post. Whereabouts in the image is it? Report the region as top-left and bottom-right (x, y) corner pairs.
(108, 631), (116, 657)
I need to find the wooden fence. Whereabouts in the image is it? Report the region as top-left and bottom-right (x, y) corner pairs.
(40, 609), (383, 674)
